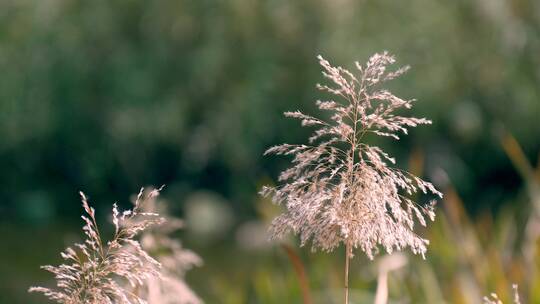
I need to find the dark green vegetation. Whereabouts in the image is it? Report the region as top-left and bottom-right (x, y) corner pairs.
(1, 0), (539, 303)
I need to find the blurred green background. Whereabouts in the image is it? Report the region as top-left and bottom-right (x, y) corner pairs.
(1, 0), (539, 303)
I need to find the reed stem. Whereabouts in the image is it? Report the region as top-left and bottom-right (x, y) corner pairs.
(344, 242), (351, 304)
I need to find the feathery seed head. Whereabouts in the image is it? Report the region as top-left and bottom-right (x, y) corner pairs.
(30, 188), (165, 304)
(262, 52), (441, 260)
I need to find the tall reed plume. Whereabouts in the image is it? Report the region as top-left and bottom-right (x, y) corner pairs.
(261, 52), (441, 303)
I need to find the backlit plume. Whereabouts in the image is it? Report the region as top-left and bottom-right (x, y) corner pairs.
(136, 190), (203, 304)
(261, 52), (442, 259)
(29, 188), (165, 304)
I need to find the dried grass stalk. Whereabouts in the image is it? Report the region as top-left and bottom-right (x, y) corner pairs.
(261, 52), (441, 303)
(30, 188), (165, 304)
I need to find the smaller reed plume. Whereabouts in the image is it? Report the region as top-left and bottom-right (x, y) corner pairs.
(29, 188), (165, 304)
(135, 189), (203, 304)
(483, 284), (521, 304)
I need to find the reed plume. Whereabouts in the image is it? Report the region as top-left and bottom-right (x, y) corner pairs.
(261, 52), (441, 303)
(29, 188), (164, 304)
(483, 284), (521, 304)
(135, 190), (203, 304)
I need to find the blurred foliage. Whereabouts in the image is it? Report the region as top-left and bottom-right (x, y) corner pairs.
(1, 0), (539, 219)
(1, 0), (540, 303)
